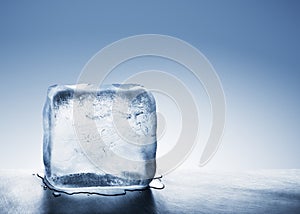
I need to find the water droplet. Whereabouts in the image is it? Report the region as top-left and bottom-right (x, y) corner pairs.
(53, 192), (61, 197)
(149, 177), (165, 190)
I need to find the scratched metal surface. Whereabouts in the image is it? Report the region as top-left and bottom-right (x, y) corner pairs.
(0, 168), (300, 213)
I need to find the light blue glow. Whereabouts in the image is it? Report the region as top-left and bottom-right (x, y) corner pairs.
(0, 0), (299, 169)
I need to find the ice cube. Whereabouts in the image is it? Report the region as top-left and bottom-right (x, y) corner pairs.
(43, 84), (157, 194)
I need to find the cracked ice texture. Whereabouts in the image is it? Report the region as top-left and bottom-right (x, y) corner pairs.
(43, 84), (157, 191)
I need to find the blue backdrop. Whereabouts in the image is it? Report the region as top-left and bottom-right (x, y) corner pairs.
(0, 0), (299, 170)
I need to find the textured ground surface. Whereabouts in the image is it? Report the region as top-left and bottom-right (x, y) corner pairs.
(0, 168), (300, 213)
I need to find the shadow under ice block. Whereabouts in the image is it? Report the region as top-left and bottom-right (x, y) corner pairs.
(43, 84), (157, 194)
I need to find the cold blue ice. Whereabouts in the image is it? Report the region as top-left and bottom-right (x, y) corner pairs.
(43, 84), (157, 194)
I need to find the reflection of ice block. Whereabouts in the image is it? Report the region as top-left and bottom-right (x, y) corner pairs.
(43, 84), (157, 194)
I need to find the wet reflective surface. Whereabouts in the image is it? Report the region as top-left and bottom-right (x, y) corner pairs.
(1, 168), (300, 213)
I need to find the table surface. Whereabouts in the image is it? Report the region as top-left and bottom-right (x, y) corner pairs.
(0, 168), (300, 214)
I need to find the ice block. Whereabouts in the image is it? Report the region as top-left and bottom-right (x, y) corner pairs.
(43, 84), (157, 194)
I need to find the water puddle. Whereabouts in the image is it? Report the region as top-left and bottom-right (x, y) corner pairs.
(36, 173), (164, 197)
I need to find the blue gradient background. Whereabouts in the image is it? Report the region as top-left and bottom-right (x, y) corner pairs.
(0, 0), (299, 170)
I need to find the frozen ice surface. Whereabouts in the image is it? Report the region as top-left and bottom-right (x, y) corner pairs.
(43, 84), (157, 194)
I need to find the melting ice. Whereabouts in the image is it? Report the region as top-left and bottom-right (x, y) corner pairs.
(43, 84), (157, 194)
